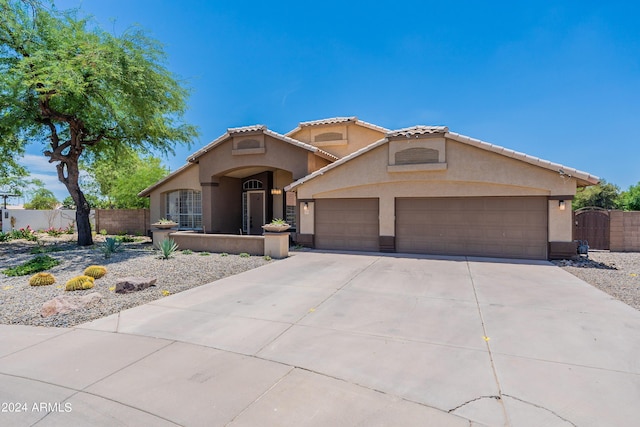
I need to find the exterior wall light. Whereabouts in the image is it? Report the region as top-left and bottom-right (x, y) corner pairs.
(559, 200), (566, 211)
(303, 202), (309, 215)
(270, 188), (282, 195)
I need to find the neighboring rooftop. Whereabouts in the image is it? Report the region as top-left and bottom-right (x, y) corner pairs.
(387, 126), (449, 138)
(286, 116), (390, 136)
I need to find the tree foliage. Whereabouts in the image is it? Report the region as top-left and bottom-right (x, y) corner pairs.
(573, 180), (621, 210)
(619, 183), (640, 211)
(24, 187), (58, 209)
(0, 0), (197, 245)
(83, 150), (169, 208)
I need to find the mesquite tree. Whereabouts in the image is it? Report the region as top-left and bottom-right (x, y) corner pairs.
(0, 0), (197, 245)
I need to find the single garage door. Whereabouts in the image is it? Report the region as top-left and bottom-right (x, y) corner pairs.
(315, 198), (379, 251)
(396, 197), (548, 259)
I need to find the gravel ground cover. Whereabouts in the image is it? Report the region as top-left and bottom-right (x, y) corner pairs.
(0, 234), (272, 327)
(553, 251), (640, 311)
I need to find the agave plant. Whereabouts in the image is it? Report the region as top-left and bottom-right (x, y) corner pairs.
(100, 237), (123, 259)
(157, 238), (179, 260)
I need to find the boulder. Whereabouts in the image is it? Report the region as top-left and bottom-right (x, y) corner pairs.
(115, 277), (157, 294)
(41, 292), (103, 318)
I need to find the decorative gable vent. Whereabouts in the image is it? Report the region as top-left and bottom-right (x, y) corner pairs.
(314, 132), (343, 142)
(237, 139), (261, 149)
(395, 148), (439, 165)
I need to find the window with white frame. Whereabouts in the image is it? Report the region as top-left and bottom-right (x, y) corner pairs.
(165, 190), (202, 229)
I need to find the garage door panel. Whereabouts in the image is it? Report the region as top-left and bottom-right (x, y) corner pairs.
(315, 199), (379, 251)
(396, 197), (547, 259)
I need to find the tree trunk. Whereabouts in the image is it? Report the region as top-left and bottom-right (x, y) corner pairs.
(57, 158), (93, 246)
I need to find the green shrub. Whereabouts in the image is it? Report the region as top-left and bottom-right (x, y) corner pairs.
(182, 249), (193, 255)
(65, 275), (95, 291)
(84, 265), (107, 279)
(263, 255), (272, 261)
(11, 226), (37, 241)
(0, 232), (10, 242)
(199, 251), (210, 256)
(100, 237), (123, 259)
(220, 252), (228, 257)
(3, 255), (61, 277)
(239, 252), (250, 258)
(157, 238), (179, 260)
(116, 235), (135, 243)
(29, 272), (56, 286)
(99, 229), (108, 236)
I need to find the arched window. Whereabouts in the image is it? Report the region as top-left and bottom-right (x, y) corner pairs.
(243, 179), (263, 190)
(165, 190), (202, 229)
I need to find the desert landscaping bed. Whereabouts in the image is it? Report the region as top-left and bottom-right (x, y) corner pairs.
(0, 234), (272, 327)
(553, 251), (640, 311)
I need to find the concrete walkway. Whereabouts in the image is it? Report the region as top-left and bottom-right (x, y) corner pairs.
(1, 251), (640, 426)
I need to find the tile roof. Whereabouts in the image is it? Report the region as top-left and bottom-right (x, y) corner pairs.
(227, 125), (267, 134)
(187, 125), (338, 163)
(386, 126), (449, 138)
(286, 116), (390, 137)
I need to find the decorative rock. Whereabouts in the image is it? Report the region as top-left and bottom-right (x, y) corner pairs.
(41, 292), (103, 318)
(115, 277), (157, 294)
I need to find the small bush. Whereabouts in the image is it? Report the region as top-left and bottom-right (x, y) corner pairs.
(157, 238), (179, 260)
(65, 275), (95, 291)
(182, 249), (193, 255)
(84, 265), (107, 279)
(99, 229), (108, 236)
(220, 252), (228, 257)
(3, 255), (60, 277)
(0, 232), (11, 242)
(100, 237), (123, 259)
(11, 226), (37, 241)
(263, 255), (272, 261)
(116, 235), (135, 243)
(239, 252), (250, 258)
(45, 227), (64, 237)
(199, 251), (210, 256)
(29, 272), (56, 286)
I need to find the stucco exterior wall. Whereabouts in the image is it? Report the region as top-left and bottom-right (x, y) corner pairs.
(147, 164), (201, 224)
(290, 123), (386, 158)
(295, 137), (579, 242)
(197, 136), (317, 182)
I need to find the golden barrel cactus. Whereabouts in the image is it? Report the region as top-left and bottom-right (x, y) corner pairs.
(29, 272), (56, 286)
(84, 265), (107, 279)
(65, 275), (95, 291)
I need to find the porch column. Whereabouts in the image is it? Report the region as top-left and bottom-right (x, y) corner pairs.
(201, 182), (217, 234)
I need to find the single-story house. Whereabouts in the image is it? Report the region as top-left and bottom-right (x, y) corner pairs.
(139, 117), (599, 260)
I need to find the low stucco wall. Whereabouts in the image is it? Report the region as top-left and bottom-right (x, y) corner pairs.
(169, 231), (264, 255)
(1, 209), (93, 233)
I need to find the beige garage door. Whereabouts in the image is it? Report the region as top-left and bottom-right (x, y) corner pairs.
(315, 199), (379, 251)
(396, 197), (548, 259)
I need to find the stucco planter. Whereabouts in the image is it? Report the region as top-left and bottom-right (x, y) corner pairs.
(152, 222), (178, 229)
(261, 224), (291, 233)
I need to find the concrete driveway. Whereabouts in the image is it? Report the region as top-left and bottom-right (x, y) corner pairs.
(1, 251), (640, 426)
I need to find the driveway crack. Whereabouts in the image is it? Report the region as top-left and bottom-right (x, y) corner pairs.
(465, 259), (510, 425)
(448, 395), (501, 413)
(502, 394), (577, 426)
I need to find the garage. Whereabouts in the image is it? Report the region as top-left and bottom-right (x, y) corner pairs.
(315, 198), (379, 251)
(395, 197), (548, 259)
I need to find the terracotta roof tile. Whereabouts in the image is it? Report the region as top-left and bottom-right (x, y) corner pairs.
(386, 126), (449, 138)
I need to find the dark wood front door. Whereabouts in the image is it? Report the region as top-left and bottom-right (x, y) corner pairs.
(249, 191), (265, 235)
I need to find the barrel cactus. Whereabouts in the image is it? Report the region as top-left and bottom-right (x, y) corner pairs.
(65, 275), (95, 291)
(84, 265), (107, 279)
(29, 272), (56, 286)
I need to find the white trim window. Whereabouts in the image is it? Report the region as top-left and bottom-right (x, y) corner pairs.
(165, 190), (202, 230)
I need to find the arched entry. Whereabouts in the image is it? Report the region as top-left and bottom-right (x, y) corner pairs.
(574, 207), (610, 249)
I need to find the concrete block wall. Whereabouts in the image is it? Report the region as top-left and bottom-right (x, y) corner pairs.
(95, 209), (150, 235)
(610, 210), (640, 252)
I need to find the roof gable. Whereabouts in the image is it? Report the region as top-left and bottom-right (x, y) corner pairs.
(286, 126), (599, 191)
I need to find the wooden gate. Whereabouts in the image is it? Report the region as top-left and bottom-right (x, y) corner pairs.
(574, 207), (610, 249)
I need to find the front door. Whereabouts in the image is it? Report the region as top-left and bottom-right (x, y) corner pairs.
(248, 191), (265, 235)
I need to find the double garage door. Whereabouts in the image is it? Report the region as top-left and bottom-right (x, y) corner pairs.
(314, 197), (548, 259)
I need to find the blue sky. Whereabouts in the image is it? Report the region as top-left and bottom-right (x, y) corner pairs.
(20, 0), (640, 201)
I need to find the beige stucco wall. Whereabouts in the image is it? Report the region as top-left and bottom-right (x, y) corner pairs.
(295, 137), (579, 242)
(197, 135), (320, 182)
(299, 201), (315, 234)
(548, 200), (573, 241)
(290, 123), (386, 158)
(148, 164), (201, 224)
